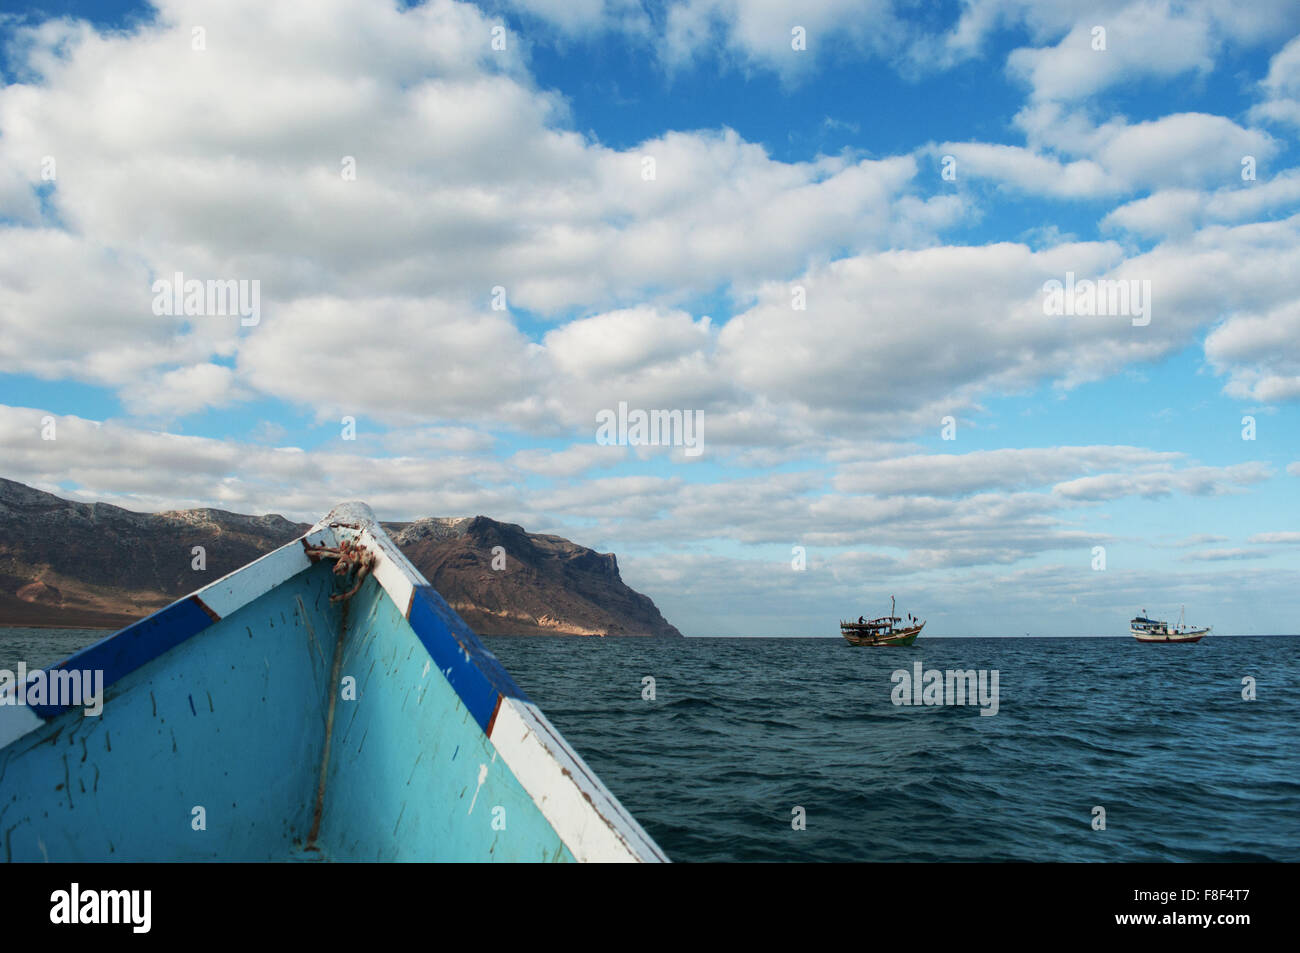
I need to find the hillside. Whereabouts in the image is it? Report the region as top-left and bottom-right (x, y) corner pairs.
(0, 478), (681, 637)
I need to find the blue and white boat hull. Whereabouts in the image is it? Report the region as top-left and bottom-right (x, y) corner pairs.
(0, 503), (666, 862)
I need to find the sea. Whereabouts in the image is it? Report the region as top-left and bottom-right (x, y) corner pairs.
(3, 628), (1298, 862)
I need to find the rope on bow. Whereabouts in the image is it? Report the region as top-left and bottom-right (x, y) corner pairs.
(304, 537), (377, 603)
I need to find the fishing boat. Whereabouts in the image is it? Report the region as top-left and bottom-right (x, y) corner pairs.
(1130, 606), (1210, 643)
(840, 596), (924, 646)
(0, 502), (667, 862)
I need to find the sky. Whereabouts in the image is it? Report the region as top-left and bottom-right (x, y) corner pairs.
(0, 0), (1297, 636)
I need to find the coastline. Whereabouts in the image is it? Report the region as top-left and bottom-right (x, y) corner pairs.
(0, 622), (120, 630)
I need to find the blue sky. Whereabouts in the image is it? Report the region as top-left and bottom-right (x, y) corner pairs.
(1, 0), (1298, 635)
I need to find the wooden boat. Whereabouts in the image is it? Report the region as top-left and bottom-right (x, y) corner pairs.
(1130, 606), (1210, 643)
(840, 596), (924, 646)
(0, 502), (667, 862)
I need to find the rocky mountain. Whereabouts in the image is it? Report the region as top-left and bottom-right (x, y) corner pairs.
(386, 516), (681, 637)
(0, 478), (681, 637)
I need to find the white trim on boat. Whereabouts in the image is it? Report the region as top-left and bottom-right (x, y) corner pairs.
(1, 501), (667, 862)
(318, 503), (665, 862)
(490, 697), (668, 862)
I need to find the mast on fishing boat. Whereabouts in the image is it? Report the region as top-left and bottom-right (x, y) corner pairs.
(1130, 605), (1210, 643)
(839, 594), (924, 646)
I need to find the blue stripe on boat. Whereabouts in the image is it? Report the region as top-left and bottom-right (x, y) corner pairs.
(0, 502), (667, 862)
(29, 595), (217, 720)
(407, 584), (528, 732)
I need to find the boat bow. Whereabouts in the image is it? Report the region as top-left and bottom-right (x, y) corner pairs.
(0, 502), (666, 863)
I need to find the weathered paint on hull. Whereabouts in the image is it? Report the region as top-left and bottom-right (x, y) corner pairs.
(0, 503), (665, 863)
(1132, 631), (1208, 643)
(841, 624), (923, 646)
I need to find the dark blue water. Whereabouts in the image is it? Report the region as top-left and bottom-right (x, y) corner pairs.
(0, 627), (110, 672)
(484, 635), (1300, 862)
(6, 628), (1297, 861)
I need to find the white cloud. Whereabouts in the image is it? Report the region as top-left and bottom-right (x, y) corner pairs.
(510, 442), (627, 477)
(1103, 189), (1206, 236)
(714, 237), (1183, 432)
(1184, 547), (1266, 561)
(378, 426), (497, 455)
(1011, 105), (1279, 193)
(1250, 33), (1300, 128)
(0, 2), (962, 418)
(1052, 462), (1271, 500)
(1172, 533), (1229, 546)
(833, 446), (1182, 496)
(1204, 299), (1300, 402)
(1102, 170), (1300, 237)
(499, 0), (1300, 98)
(0, 402), (523, 522)
(660, 0), (906, 81)
(4, 399), (1294, 637)
(983, 0), (1299, 105)
(0, 0), (1298, 640)
(1007, 1), (1217, 103)
(119, 363), (242, 417)
(931, 142), (1114, 198)
(0, 229), (205, 384)
(1093, 114), (1276, 191)
(236, 295), (545, 425)
(543, 307), (710, 378)
(1248, 531), (1300, 543)
(935, 111), (1278, 201)
(6, 0), (1296, 440)
(0, 5), (946, 315)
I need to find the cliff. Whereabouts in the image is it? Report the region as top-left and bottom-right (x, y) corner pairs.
(0, 478), (681, 637)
